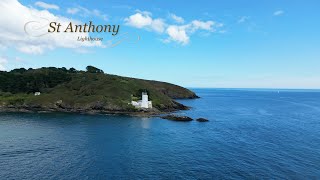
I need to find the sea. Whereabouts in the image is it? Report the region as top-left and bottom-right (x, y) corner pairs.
(0, 89), (320, 179)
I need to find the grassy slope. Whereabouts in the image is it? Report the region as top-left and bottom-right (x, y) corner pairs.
(0, 72), (198, 113)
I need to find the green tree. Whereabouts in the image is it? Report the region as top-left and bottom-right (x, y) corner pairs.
(86, 66), (104, 73)
(69, 67), (77, 73)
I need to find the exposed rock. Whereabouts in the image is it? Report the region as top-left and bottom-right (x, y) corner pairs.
(161, 115), (193, 121)
(55, 100), (63, 105)
(196, 118), (209, 122)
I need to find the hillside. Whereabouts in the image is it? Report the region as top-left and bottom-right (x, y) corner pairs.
(0, 66), (199, 115)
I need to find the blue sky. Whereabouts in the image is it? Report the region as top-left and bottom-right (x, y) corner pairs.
(1, 0), (320, 88)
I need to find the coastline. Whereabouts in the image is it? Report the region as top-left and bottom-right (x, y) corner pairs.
(0, 101), (191, 117)
(0, 66), (199, 117)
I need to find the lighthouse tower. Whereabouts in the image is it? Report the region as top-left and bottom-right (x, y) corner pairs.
(131, 91), (152, 109)
(141, 92), (149, 108)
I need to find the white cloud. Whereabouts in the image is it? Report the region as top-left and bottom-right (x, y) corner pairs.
(0, 56), (30, 71)
(66, 8), (79, 15)
(124, 11), (223, 45)
(164, 20), (220, 45)
(91, 9), (109, 21)
(0, 0), (101, 55)
(0, 56), (8, 71)
(124, 11), (166, 33)
(165, 20), (221, 45)
(238, 16), (249, 23)
(35, 1), (59, 10)
(66, 6), (109, 21)
(273, 10), (284, 16)
(125, 12), (153, 28)
(169, 13), (184, 24)
(190, 20), (217, 32)
(166, 26), (189, 45)
(151, 19), (166, 33)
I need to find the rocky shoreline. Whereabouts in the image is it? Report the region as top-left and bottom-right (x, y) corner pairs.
(160, 115), (209, 122)
(161, 115), (193, 121)
(0, 101), (190, 117)
(0, 103), (210, 122)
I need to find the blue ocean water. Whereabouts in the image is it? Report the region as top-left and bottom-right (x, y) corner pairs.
(0, 89), (320, 179)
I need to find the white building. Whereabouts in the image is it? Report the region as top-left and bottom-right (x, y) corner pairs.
(34, 92), (41, 96)
(131, 92), (152, 109)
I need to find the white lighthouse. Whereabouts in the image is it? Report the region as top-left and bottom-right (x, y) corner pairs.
(141, 92), (149, 108)
(131, 92), (152, 109)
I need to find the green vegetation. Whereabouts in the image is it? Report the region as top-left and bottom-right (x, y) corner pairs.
(0, 66), (198, 114)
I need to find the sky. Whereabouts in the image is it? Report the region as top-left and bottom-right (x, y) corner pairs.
(0, 0), (319, 88)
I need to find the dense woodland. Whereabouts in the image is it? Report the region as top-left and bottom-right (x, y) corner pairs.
(0, 66), (103, 93)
